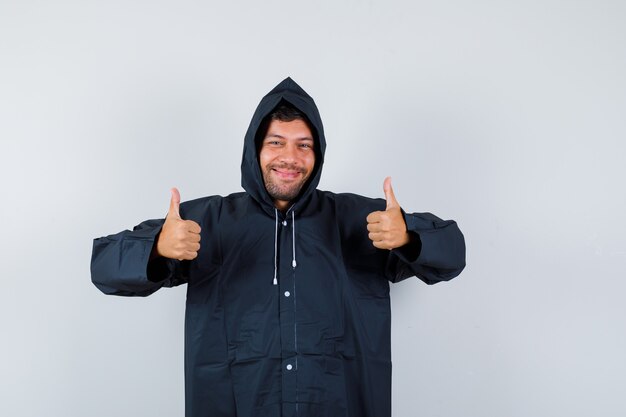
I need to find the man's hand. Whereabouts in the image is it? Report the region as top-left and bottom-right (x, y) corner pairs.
(155, 188), (201, 260)
(366, 177), (410, 250)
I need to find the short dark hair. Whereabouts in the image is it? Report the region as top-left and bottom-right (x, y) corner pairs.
(256, 100), (315, 150)
(268, 102), (307, 123)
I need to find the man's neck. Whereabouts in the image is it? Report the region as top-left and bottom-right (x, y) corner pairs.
(274, 199), (291, 212)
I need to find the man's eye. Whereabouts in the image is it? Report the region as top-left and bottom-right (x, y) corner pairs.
(300, 144), (312, 149)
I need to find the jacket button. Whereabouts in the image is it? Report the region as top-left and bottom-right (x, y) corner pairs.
(282, 220), (287, 226)
(284, 291), (290, 297)
(286, 364), (293, 371)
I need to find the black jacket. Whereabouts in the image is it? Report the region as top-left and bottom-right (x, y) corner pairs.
(91, 77), (466, 417)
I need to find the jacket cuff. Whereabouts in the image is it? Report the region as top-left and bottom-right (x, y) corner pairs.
(392, 231), (422, 263)
(147, 253), (178, 283)
(127, 221), (175, 284)
(392, 210), (441, 264)
(144, 231), (178, 283)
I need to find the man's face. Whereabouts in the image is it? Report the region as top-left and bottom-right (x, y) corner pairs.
(259, 118), (315, 208)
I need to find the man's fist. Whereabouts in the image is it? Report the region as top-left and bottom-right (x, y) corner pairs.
(366, 177), (410, 250)
(155, 188), (201, 260)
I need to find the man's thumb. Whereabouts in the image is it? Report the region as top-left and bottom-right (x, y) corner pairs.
(383, 177), (399, 210)
(168, 187), (181, 219)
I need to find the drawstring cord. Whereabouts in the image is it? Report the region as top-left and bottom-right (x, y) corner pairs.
(272, 208), (298, 285)
(292, 210), (297, 268)
(273, 208), (278, 285)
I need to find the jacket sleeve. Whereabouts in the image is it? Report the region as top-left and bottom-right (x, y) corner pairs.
(90, 218), (188, 297)
(386, 211), (466, 284)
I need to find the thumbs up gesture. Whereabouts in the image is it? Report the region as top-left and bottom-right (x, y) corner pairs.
(155, 188), (202, 260)
(366, 177), (410, 250)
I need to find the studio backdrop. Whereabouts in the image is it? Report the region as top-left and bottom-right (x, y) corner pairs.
(1, 1), (625, 416)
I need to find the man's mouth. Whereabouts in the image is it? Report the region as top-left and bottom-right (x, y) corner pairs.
(271, 167), (304, 180)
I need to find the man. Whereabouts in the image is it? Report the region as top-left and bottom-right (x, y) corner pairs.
(91, 77), (466, 417)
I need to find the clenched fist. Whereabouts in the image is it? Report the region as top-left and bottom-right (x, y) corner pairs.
(366, 177), (410, 250)
(156, 188), (201, 260)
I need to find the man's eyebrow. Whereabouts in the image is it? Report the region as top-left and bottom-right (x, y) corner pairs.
(265, 133), (286, 139)
(264, 134), (314, 141)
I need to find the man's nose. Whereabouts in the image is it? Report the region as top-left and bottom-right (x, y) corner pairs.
(278, 143), (298, 162)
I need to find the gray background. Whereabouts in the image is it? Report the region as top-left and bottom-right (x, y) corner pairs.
(1, 0), (625, 416)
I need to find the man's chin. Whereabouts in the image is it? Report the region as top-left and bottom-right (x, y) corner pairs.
(269, 190), (299, 202)
(266, 183), (305, 202)
(263, 171), (311, 202)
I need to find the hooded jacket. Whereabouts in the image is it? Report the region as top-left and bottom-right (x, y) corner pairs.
(91, 77), (466, 417)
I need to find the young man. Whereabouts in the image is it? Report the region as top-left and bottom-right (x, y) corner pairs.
(91, 77), (466, 417)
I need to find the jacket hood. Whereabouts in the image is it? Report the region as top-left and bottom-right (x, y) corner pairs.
(241, 77), (326, 215)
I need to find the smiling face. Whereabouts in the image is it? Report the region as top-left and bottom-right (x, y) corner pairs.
(259, 118), (316, 210)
